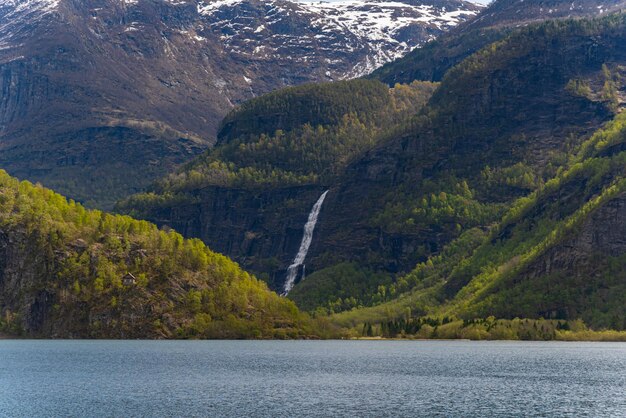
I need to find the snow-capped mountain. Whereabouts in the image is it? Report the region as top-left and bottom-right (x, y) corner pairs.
(371, 0), (626, 87)
(0, 0), (482, 105)
(0, 0), (481, 208)
(302, 1), (478, 75)
(198, 0), (481, 77)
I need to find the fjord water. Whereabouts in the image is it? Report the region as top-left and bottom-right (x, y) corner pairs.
(1, 341), (625, 417)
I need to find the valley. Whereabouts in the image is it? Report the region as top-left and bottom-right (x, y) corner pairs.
(1, 0), (626, 340)
(119, 3), (626, 338)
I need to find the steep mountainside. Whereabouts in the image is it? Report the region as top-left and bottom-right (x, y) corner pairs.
(117, 79), (438, 289)
(307, 15), (625, 300)
(120, 13), (626, 307)
(202, 0), (482, 78)
(333, 113), (626, 333)
(0, 170), (318, 338)
(370, 0), (626, 85)
(465, 0), (626, 30)
(0, 0), (479, 209)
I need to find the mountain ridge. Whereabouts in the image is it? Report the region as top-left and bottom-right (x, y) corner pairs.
(118, 11), (626, 321)
(369, 0), (626, 85)
(0, 0), (480, 208)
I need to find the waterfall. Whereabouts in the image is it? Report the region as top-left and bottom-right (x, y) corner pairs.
(281, 190), (329, 296)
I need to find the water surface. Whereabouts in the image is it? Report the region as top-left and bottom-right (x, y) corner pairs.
(1, 340), (625, 417)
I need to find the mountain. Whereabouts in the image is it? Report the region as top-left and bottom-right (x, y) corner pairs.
(0, 169), (320, 338)
(369, 0), (626, 85)
(117, 78), (439, 289)
(464, 0), (626, 30)
(301, 13), (625, 312)
(119, 10), (626, 322)
(4, 0), (626, 339)
(333, 112), (626, 334)
(0, 0), (480, 209)
(201, 0), (482, 79)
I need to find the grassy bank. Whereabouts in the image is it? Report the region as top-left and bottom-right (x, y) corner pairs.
(343, 317), (626, 341)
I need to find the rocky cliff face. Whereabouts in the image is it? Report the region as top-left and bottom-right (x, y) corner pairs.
(142, 185), (328, 289)
(0, 229), (54, 335)
(202, 0), (482, 78)
(0, 0), (480, 208)
(527, 194), (626, 281)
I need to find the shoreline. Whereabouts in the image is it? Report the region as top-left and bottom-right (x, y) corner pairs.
(1, 335), (625, 342)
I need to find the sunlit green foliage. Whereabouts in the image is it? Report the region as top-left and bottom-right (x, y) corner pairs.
(356, 316), (626, 341)
(372, 179), (506, 234)
(0, 170), (323, 338)
(332, 112), (626, 332)
(218, 79), (394, 142)
(481, 163), (543, 191)
(566, 78), (593, 98)
(288, 263), (393, 314)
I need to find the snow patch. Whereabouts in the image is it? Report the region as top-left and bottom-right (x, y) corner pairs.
(299, 0), (480, 76)
(198, 0), (481, 77)
(198, 0), (244, 14)
(0, 0), (61, 47)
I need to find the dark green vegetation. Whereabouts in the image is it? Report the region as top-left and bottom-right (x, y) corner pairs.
(117, 80), (436, 199)
(116, 79), (438, 288)
(369, 24), (509, 85)
(335, 112), (626, 336)
(369, 0), (626, 85)
(120, 9), (626, 339)
(288, 263), (393, 314)
(294, 14), (625, 313)
(359, 317), (626, 341)
(0, 171), (324, 339)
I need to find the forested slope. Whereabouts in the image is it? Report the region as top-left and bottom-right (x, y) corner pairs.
(333, 113), (626, 335)
(303, 14), (624, 308)
(116, 79), (437, 288)
(120, 12), (626, 329)
(0, 171), (318, 338)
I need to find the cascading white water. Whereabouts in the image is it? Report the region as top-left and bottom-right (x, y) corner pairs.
(281, 190), (329, 296)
